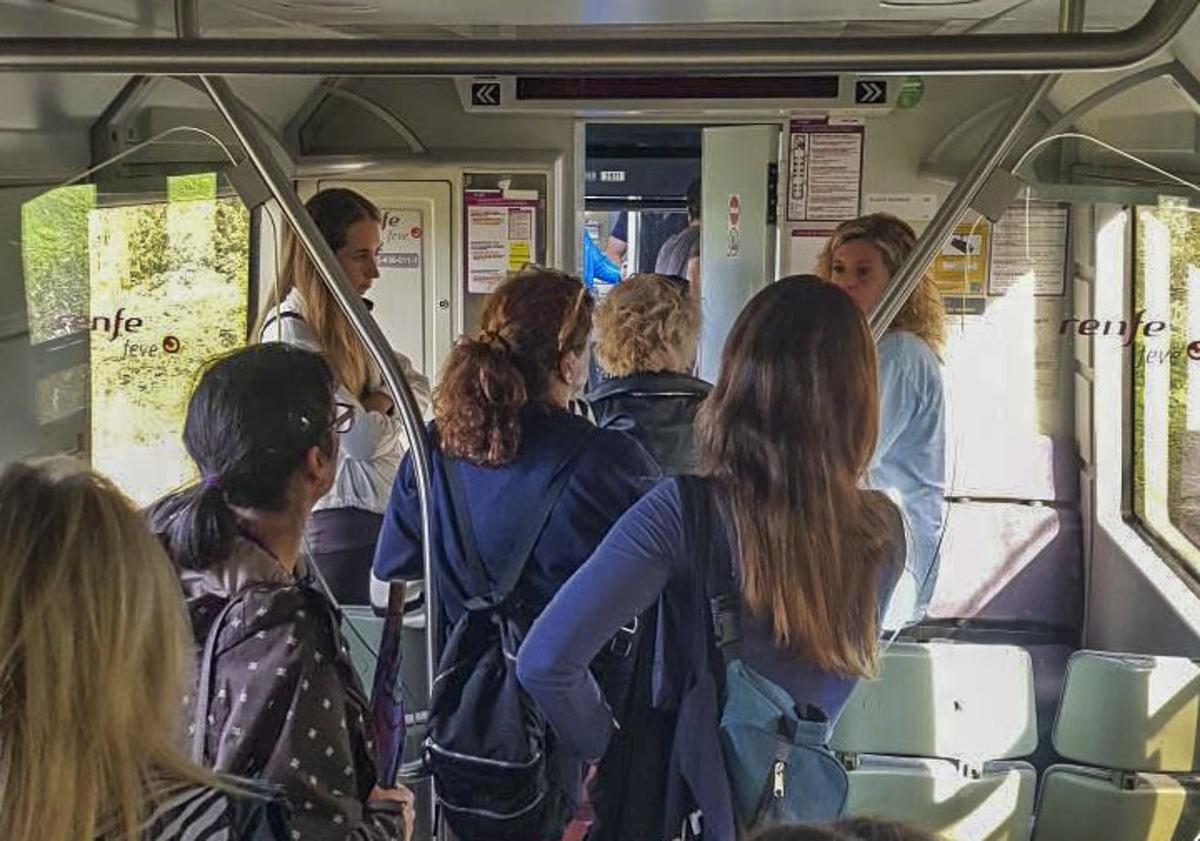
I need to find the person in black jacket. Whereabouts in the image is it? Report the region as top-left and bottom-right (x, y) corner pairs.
(585, 272), (711, 474)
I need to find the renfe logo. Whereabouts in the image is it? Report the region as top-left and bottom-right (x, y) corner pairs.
(1061, 311), (1200, 361)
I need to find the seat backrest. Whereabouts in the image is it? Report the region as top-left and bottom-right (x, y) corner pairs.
(341, 606), (384, 690)
(831, 641), (1038, 761)
(1053, 650), (1200, 772)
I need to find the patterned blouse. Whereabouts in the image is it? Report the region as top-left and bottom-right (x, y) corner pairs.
(179, 537), (405, 841)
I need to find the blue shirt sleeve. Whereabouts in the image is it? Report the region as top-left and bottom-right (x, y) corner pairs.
(517, 479), (684, 760)
(372, 452), (423, 581)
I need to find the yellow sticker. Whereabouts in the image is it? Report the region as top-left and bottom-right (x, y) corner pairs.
(508, 240), (532, 269)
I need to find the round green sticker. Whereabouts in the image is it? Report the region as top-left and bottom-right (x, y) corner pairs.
(898, 76), (925, 109)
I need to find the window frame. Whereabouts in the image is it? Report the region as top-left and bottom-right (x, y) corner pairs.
(1125, 202), (1200, 594)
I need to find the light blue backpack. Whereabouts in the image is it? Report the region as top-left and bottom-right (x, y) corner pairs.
(679, 475), (850, 833)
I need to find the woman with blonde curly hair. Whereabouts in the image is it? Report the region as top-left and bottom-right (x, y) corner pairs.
(818, 212), (947, 626)
(0, 459), (289, 840)
(587, 272), (711, 475)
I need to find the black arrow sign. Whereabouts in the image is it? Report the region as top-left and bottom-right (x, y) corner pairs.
(471, 82), (501, 107)
(855, 80), (887, 105)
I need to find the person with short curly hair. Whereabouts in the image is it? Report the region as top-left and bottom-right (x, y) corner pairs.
(818, 213), (948, 627)
(586, 272), (711, 475)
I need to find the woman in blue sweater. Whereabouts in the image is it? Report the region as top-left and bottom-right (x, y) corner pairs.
(518, 277), (906, 841)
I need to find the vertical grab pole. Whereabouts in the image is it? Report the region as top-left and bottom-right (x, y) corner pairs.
(200, 75), (438, 784)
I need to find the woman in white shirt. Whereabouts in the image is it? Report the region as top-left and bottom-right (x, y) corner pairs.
(256, 188), (429, 604)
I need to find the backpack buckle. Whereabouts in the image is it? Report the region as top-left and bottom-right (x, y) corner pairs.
(710, 593), (741, 647)
(609, 615), (639, 658)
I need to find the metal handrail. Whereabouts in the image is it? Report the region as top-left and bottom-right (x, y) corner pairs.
(869, 74), (1059, 340)
(1, 0), (1197, 75)
(198, 77), (438, 787)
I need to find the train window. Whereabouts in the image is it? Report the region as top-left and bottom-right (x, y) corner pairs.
(20, 172), (251, 506)
(22, 183), (96, 346)
(1131, 203), (1200, 572)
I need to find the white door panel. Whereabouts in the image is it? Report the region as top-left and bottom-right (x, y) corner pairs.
(699, 125), (780, 382)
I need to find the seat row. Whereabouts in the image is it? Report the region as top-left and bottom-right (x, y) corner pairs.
(830, 643), (1200, 841)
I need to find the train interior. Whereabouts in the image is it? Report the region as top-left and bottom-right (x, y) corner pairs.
(2, 1), (1200, 839)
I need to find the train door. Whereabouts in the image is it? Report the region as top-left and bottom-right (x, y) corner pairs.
(313, 179), (455, 381)
(698, 125), (780, 382)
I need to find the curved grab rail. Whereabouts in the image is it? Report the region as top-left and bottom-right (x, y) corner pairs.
(0, 0), (1197, 75)
(200, 76), (437, 787)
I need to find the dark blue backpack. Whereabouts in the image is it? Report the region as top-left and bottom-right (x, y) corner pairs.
(424, 444), (588, 841)
(680, 475), (850, 834)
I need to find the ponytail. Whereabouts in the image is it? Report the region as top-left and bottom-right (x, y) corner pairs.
(149, 481), (239, 571)
(147, 343), (337, 570)
(435, 333), (528, 466)
(434, 268), (593, 467)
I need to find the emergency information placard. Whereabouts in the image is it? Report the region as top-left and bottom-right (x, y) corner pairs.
(465, 190), (538, 294)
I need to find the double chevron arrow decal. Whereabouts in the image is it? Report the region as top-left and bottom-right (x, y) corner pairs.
(855, 80), (887, 104)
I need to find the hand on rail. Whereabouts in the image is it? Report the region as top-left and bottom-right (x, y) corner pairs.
(362, 391), (395, 416)
(369, 785), (416, 841)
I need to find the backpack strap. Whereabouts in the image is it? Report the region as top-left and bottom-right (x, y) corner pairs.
(443, 426), (596, 610)
(258, 310), (306, 340)
(677, 475), (742, 664)
(190, 594), (248, 763)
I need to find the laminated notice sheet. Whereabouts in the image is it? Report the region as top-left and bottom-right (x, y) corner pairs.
(465, 190), (538, 294)
(786, 116), (864, 222)
(988, 201), (1069, 298)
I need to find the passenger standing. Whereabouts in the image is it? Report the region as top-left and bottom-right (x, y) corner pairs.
(654, 178), (702, 287)
(150, 344), (415, 841)
(518, 277), (905, 841)
(373, 267), (659, 838)
(0, 458), (290, 841)
(819, 213), (947, 626)
(256, 188), (430, 606)
(586, 272), (710, 474)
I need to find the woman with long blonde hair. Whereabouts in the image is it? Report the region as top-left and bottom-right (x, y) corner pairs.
(255, 187), (429, 605)
(0, 459), (288, 841)
(518, 277), (906, 840)
(818, 213), (948, 626)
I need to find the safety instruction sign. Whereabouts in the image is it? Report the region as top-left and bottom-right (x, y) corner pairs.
(988, 201), (1069, 298)
(786, 116), (864, 222)
(465, 190), (538, 294)
(932, 221), (990, 315)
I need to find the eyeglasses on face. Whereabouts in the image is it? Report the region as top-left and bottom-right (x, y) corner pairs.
(331, 402), (355, 435)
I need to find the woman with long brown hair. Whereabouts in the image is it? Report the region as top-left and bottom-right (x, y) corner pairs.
(817, 213), (947, 626)
(518, 277), (906, 841)
(373, 266), (659, 839)
(256, 188), (429, 605)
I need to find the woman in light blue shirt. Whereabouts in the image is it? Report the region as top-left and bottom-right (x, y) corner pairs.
(819, 213), (947, 626)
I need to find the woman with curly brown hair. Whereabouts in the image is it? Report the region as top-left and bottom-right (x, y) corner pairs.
(818, 213), (947, 627)
(586, 272), (710, 475)
(372, 266), (659, 838)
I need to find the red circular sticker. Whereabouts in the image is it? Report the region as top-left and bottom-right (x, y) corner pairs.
(410, 226), (423, 239)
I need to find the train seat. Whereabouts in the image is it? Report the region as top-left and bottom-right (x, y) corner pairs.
(831, 641), (1038, 841)
(1031, 651), (1200, 841)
